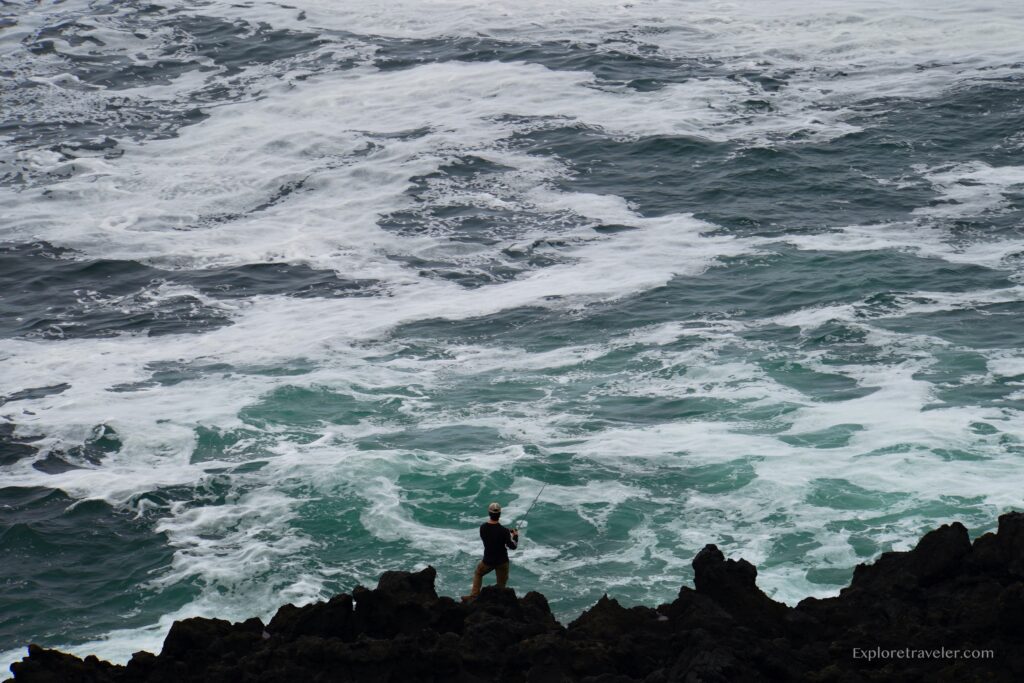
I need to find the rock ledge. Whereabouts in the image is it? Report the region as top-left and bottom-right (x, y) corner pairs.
(9, 513), (1024, 682)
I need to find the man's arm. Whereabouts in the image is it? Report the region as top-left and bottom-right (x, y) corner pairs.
(506, 528), (519, 550)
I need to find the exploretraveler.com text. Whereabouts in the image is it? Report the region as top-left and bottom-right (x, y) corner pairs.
(852, 647), (994, 662)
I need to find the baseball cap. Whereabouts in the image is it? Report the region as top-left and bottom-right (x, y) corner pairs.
(488, 502), (501, 514)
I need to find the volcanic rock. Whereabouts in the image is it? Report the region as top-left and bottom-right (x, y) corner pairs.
(8, 513), (1024, 682)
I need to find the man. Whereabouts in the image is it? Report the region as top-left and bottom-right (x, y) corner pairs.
(467, 501), (519, 599)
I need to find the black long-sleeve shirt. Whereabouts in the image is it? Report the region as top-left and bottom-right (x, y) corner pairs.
(480, 522), (517, 566)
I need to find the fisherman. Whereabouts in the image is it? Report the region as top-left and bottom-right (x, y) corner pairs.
(467, 501), (519, 599)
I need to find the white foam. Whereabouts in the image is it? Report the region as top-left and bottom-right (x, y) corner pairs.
(987, 355), (1024, 379)
(159, 0), (1024, 153)
(779, 222), (1024, 271)
(19, 0), (1021, 280)
(913, 161), (1024, 219)
(618, 319), (749, 347)
(509, 477), (647, 531)
(151, 487), (316, 589)
(3, 56), (772, 277)
(767, 285), (1024, 331)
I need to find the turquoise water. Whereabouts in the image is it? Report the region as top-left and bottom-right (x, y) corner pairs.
(2, 0), (1024, 669)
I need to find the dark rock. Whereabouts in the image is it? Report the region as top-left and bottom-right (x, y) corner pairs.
(8, 644), (118, 682)
(377, 566), (439, 603)
(691, 543), (787, 630)
(668, 646), (745, 683)
(161, 615), (262, 662)
(268, 593), (353, 640)
(849, 522), (972, 592)
(125, 650), (157, 678)
(7, 513), (1024, 682)
(351, 565), (444, 639)
(970, 512), (1024, 577)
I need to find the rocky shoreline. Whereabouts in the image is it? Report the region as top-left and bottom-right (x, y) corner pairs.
(7, 513), (1024, 682)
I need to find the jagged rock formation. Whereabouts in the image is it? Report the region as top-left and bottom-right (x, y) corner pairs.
(8, 513), (1024, 682)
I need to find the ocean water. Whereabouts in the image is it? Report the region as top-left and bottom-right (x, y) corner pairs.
(2, 0), (1024, 668)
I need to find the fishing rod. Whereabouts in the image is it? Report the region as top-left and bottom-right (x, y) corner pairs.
(516, 483), (547, 531)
